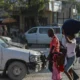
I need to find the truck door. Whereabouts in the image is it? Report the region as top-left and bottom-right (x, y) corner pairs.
(37, 28), (51, 44)
(53, 27), (62, 41)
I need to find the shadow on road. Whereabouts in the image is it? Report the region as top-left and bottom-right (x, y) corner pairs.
(0, 74), (23, 80)
(0, 74), (10, 80)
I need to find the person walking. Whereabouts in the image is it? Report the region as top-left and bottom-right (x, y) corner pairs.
(2, 25), (8, 36)
(47, 28), (61, 80)
(62, 19), (80, 80)
(63, 33), (79, 80)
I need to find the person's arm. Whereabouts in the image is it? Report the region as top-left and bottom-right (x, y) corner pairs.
(65, 36), (72, 43)
(47, 46), (54, 60)
(50, 46), (54, 54)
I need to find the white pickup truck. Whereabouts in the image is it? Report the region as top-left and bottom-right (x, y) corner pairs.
(1, 36), (26, 48)
(0, 37), (44, 80)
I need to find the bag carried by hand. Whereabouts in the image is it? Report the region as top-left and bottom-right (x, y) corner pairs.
(48, 53), (53, 72)
(48, 60), (53, 72)
(48, 52), (65, 72)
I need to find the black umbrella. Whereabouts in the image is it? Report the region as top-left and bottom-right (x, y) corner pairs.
(62, 19), (80, 35)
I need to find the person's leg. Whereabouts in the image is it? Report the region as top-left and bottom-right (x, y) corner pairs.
(64, 56), (76, 80)
(72, 69), (79, 80)
(60, 72), (63, 80)
(69, 68), (73, 78)
(68, 68), (79, 80)
(52, 62), (61, 80)
(64, 71), (73, 80)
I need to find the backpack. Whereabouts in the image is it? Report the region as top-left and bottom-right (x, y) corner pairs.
(60, 41), (67, 55)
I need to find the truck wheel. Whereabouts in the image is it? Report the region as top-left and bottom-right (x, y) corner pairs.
(7, 62), (27, 80)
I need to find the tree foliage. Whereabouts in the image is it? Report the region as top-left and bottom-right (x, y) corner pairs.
(0, 0), (48, 16)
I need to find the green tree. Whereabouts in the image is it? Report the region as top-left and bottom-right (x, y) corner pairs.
(25, 0), (48, 26)
(0, 0), (48, 27)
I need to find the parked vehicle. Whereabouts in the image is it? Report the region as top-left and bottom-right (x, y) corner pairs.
(0, 37), (45, 80)
(1, 36), (27, 48)
(1, 36), (12, 42)
(25, 26), (62, 45)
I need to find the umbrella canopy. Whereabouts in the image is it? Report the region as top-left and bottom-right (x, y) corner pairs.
(2, 17), (16, 23)
(62, 19), (80, 35)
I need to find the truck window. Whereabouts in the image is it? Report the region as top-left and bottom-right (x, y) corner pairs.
(0, 38), (9, 48)
(39, 28), (50, 34)
(28, 28), (37, 34)
(53, 28), (60, 34)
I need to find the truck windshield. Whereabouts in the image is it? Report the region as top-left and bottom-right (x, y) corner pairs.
(0, 38), (10, 48)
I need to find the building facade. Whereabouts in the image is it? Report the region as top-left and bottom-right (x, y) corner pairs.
(0, 0), (78, 32)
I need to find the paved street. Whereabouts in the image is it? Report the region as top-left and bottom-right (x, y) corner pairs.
(0, 62), (80, 80)
(23, 59), (80, 80)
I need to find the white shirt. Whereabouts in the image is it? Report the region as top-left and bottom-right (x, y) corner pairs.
(66, 39), (76, 57)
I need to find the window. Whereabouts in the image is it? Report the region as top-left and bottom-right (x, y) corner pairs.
(39, 28), (61, 34)
(53, 28), (60, 34)
(0, 38), (10, 48)
(39, 28), (50, 34)
(28, 28), (37, 34)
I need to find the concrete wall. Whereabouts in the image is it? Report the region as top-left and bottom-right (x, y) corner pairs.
(44, 10), (53, 25)
(57, 2), (77, 24)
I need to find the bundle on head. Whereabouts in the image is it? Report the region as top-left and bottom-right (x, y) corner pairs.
(62, 19), (80, 36)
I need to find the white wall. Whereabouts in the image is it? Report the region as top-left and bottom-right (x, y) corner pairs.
(76, 0), (80, 2)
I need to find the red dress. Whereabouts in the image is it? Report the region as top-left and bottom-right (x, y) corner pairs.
(50, 35), (61, 80)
